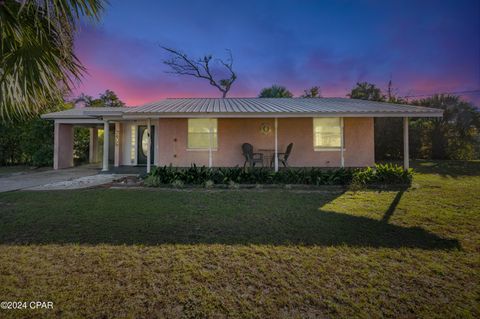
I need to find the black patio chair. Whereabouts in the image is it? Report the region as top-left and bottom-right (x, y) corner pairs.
(242, 143), (264, 168)
(271, 143), (293, 167)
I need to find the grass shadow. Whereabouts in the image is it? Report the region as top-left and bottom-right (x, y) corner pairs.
(0, 189), (460, 250)
(381, 189), (405, 223)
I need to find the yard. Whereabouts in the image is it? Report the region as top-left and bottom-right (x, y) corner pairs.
(0, 161), (479, 318)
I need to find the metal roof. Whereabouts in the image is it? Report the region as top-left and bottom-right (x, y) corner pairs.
(124, 98), (443, 117)
(42, 107), (130, 119)
(42, 98), (443, 119)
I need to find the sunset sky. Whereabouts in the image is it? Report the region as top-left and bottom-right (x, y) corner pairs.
(74, 0), (480, 106)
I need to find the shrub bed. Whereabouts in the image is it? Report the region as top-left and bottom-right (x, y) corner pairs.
(143, 163), (413, 187)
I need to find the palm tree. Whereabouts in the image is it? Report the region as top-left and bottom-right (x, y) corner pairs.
(0, 0), (105, 121)
(258, 85), (293, 98)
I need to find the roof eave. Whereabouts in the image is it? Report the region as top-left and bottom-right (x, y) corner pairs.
(41, 114), (96, 120)
(121, 111), (443, 119)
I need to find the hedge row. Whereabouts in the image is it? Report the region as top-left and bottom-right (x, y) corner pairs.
(143, 163), (413, 187)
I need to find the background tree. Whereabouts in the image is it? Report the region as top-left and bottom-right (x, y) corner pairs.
(348, 82), (385, 101)
(302, 86), (321, 98)
(413, 95), (480, 159)
(0, 102), (69, 166)
(0, 0), (105, 121)
(75, 90), (125, 107)
(258, 85), (293, 98)
(73, 128), (90, 164)
(348, 81), (480, 160)
(162, 47), (237, 98)
(98, 90), (125, 107)
(0, 100), (97, 167)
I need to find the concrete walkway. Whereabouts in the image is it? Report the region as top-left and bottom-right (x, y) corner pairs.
(26, 174), (122, 191)
(0, 165), (103, 192)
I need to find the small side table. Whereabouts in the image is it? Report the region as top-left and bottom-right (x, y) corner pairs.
(258, 149), (275, 167)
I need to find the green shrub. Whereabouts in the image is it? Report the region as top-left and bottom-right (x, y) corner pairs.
(228, 180), (240, 189)
(171, 179), (185, 189)
(204, 180), (215, 189)
(352, 163), (413, 186)
(146, 164), (412, 187)
(143, 175), (161, 187)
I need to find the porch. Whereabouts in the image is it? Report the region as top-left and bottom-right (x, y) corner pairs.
(51, 116), (410, 174)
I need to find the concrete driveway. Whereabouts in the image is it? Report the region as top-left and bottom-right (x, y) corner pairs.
(0, 165), (103, 192)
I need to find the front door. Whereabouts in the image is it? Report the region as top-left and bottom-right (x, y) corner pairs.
(137, 125), (155, 165)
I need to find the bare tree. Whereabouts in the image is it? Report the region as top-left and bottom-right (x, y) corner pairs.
(162, 47), (237, 98)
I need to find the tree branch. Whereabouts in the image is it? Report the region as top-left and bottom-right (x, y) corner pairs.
(161, 46), (237, 98)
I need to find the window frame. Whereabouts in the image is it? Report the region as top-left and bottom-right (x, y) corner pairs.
(187, 118), (218, 151)
(312, 117), (345, 151)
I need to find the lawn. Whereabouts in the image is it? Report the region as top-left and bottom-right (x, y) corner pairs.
(0, 161), (479, 318)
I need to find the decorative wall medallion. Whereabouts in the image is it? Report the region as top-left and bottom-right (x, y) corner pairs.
(260, 122), (272, 135)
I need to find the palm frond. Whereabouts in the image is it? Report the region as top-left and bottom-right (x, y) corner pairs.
(0, 0), (106, 121)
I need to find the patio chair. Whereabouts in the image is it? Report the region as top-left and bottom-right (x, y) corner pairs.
(242, 143), (264, 168)
(271, 143), (293, 167)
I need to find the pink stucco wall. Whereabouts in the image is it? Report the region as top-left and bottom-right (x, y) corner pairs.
(54, 123), (74, 169)
(156, 117), (374, 167)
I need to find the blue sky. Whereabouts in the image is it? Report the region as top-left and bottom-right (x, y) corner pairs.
(74, 0), (480, 105)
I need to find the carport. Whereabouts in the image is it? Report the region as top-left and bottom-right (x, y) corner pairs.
(42, 108), (126, 169)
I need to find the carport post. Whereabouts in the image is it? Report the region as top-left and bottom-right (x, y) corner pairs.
(102, 120), (109, 171)
(274, 118), (278, 172)
(53, 122), (74, 169)
(147, 118), (151, 174)
(403, 117), (409, 170)
(340, 117), (345, 168)
(208, 118), (213, 168)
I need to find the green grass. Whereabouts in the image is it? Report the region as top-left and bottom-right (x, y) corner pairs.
(0, 161), (479, 318)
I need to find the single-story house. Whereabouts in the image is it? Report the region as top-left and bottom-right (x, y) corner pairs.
(42, 98), (443, 172)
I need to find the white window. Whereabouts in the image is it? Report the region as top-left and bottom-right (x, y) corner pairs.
(188, 118), (218, 149)
(313, 117), (343, 149)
